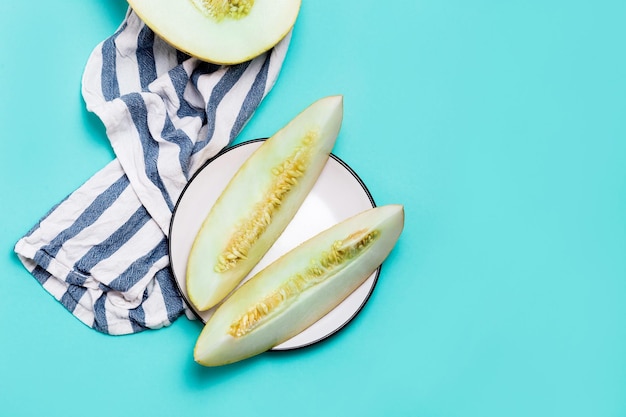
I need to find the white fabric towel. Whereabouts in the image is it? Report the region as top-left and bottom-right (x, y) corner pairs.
(14, 8), (291, 335)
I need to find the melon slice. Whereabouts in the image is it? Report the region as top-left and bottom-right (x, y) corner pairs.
(127, 0), (301, 64)
(194, 204), (405, 366)
(186, 96), (344, 311)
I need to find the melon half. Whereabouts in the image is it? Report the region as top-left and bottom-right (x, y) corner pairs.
(186, 96), (344, 311)
(194, 204), (405, 366)
(127, 0), (301, 64)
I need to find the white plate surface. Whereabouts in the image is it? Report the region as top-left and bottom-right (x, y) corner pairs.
(169, 139), (377, 350)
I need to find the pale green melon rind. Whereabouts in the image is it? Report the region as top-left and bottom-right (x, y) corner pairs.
(194, 204), (405, 366)
(127, 0), (301, 65)
(186, 95), (344, 311)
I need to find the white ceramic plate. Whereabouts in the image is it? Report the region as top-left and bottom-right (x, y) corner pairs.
(169, 139), (378, 350)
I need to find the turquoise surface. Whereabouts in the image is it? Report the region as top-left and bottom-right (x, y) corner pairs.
(2, 1), (626, 415)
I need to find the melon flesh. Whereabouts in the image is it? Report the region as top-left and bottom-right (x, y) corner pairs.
(127, 0), (301, 64)
(186, 96), (344, 311)
(194, 204), (405, 366)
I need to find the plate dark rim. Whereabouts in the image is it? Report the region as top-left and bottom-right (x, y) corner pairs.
(167, 138), (379, 351)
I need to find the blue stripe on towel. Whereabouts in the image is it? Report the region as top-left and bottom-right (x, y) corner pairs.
(71, 206), (152, 284)
(32, 265), (51, 285)
(34, 174), (130, 269)
(176, 50), (189, 65)
(100, 21), (127, 101)
(230, 54), (271, 141)
(169, 65), (197, 119)
(129, 290), (148, 332)
(108, 238), (169, 292)
(60, 285), (88, 313)
(121, 92), (176, 211)
(161, 115), (193, 179)
(191, 61), (221, 85)
(137, 25), (157, 91)
(155, 268), (184, 323)
(193, 61), (251, 154)
(93, 292), (109, 333)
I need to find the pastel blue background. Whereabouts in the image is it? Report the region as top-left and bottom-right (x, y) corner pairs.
(2, 1), (625, 416)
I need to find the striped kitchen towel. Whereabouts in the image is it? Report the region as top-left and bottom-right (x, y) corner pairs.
(14, 8), (291, 335)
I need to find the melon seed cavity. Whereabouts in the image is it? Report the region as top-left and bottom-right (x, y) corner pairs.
(190, 0), (255, 21)
(228, 229), (381, 337)
(214, 130), (320, 273)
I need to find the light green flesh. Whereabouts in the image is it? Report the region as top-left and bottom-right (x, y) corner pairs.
(127, 0), (301, 64)
(194, 204), (405, 367)
(228, 228), (380, 338)
(186, 96), (344, 311)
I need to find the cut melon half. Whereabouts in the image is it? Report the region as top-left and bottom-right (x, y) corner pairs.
(186, 96), (344, 311)
(127, 0), (301, 64)
(194, 204), (405, 366)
